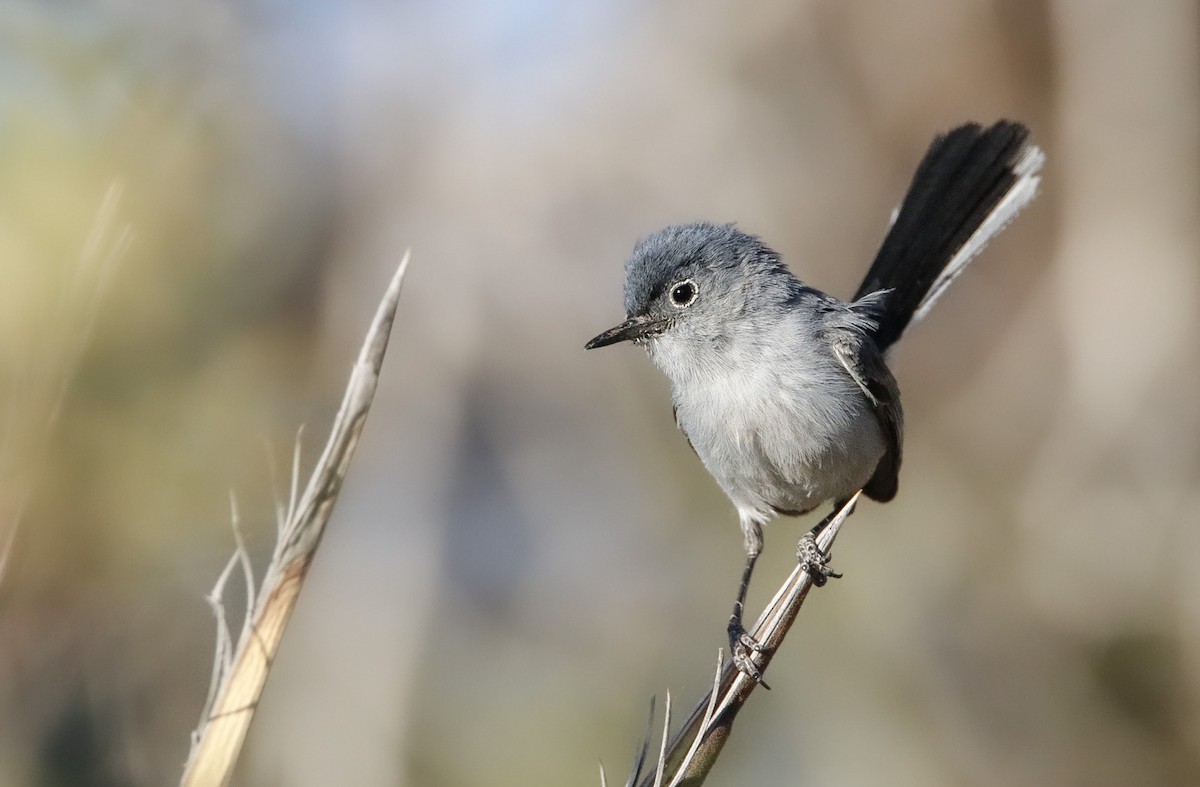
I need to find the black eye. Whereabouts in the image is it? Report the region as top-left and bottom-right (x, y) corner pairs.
(669, 280), (697, 307)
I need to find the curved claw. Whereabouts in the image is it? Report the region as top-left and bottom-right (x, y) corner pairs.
(727, 617), (771, 688)
(797, 533), (842, 587)
(728, 617), (767, 653)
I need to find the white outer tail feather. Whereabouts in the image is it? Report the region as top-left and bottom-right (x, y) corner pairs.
(911, 143), (1046, 326)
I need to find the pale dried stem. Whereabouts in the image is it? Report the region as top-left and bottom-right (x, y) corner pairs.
(0, 181), (129, 584)
(181, 254), (410, 787)
(624, 492), (861, 787)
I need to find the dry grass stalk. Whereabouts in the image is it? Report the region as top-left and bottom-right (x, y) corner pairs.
(180, 253), (411, 787)
(615, 492), (861, 787)
(0, 181), (130, 582)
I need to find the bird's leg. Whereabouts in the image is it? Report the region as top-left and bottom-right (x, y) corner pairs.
(729, 518), (769, 684)
(796, 502), (850, 586)
(728, 549), (770, 684)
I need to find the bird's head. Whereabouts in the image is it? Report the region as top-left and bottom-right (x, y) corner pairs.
(585, 222), (793, 351)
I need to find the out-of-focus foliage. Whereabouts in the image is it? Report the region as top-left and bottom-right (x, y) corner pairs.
(1, 2), (1197, 785)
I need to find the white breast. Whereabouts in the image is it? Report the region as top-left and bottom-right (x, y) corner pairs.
(649, 321), (885, 523)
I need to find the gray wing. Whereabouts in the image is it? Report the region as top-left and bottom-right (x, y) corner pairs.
(824, 300), (904, 502)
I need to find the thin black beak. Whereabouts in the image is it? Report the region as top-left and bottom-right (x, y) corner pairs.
(585, 315), (664, 349)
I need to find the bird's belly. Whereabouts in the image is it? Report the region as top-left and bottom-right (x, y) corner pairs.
(677, 384), (885, 522)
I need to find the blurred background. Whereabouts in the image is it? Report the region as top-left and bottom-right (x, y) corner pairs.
(2, 1), (1198, 785)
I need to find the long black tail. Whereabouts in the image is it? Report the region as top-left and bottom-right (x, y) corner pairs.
(855, 120), (1043, 352)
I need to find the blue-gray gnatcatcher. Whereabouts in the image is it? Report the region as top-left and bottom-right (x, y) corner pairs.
(586, 121), (1043, 681)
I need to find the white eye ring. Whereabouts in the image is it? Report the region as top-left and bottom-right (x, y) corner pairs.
(669, 279), (698, 308)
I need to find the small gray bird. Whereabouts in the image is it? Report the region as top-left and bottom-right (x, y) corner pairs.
(586, 121), (1043, 681)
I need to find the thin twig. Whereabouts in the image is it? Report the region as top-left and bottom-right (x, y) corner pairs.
(666, 650), (726, 787)
(654, 692), (672, 787)
(181, 254), (411, 787)
(628, 492), (861, 787)
(0, 181), (129, 585)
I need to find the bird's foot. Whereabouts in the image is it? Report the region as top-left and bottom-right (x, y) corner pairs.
(727, 615), (770, 687)
(797, 532), (842, 587)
